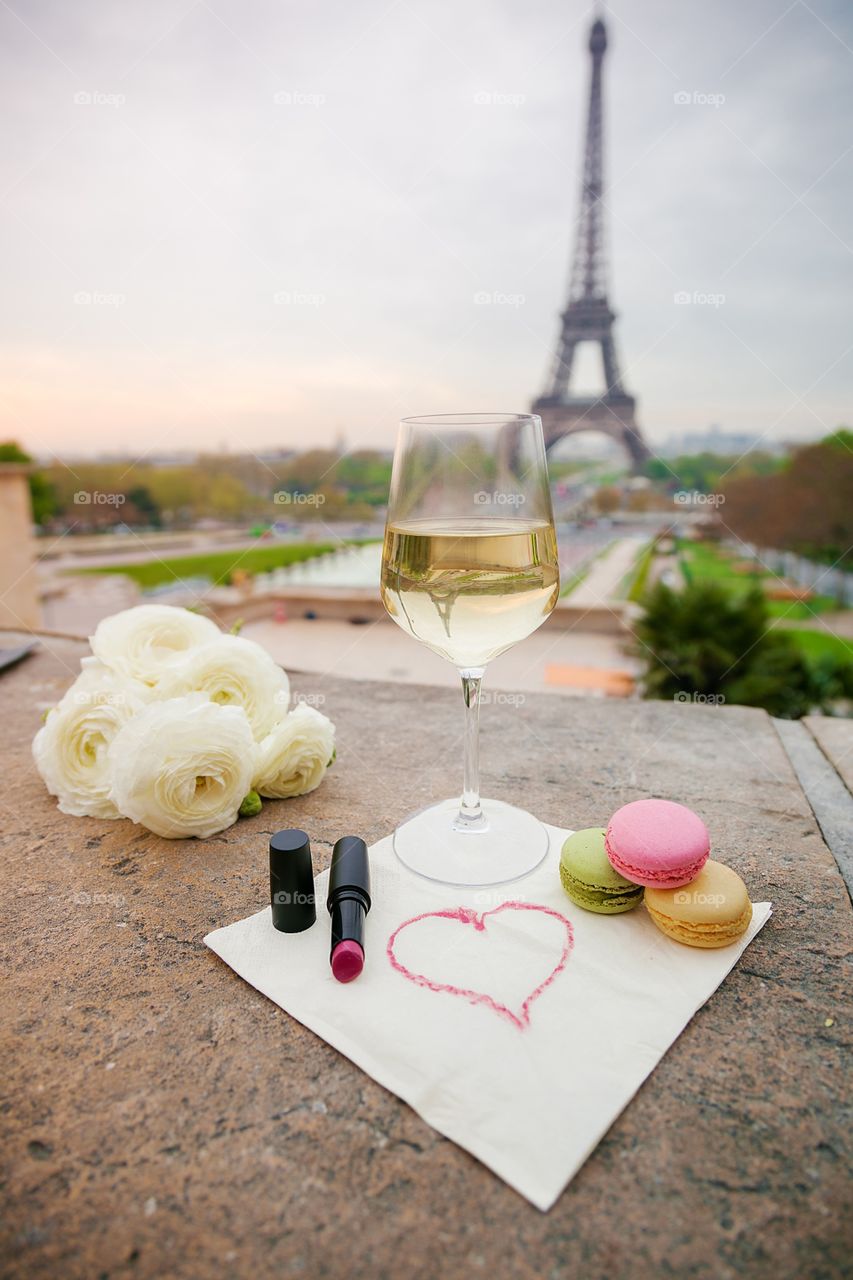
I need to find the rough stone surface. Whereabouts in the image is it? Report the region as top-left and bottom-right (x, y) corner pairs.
(1, 635), (851, 1280)
(806, 715), (853, 796)
(776, 720), (853, 893)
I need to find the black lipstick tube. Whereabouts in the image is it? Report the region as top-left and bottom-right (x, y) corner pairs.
(327, 836), (371, 980)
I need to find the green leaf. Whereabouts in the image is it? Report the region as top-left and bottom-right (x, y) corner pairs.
(239, 790), (263, 818)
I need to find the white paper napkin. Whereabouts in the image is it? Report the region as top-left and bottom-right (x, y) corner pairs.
(205, 824), (771, 1211)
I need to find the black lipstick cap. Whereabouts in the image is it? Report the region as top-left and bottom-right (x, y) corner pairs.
(328, 836), (371, 910)
(269, 829), (316, 932)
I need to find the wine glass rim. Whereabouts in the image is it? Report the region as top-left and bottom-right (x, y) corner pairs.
(400, 412), (540, 428)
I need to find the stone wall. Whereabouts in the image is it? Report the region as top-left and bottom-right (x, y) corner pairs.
(0, 465), (41, 630)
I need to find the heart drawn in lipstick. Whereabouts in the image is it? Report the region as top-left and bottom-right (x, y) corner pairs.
(386, 901), (574, 1031)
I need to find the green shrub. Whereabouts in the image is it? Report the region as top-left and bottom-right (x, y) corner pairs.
(636, 581), (851, 718)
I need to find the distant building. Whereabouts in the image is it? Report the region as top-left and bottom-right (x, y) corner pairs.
(656, 426), (788, 458)
(549, 434), (622, 462)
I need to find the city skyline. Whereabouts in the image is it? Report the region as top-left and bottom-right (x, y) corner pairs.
(23, 422), (805, 468)
(1, 0), (851, 460)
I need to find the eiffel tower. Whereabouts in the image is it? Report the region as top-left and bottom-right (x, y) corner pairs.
(533, 17), (650, 470)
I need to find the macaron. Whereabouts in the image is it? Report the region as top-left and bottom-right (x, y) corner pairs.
(645, 860), (753, 948)
(605, 798), (710, 889)
(559, 827), (645, 914)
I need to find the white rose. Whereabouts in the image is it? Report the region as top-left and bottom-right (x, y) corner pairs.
(253, 703), (336, 799)
(74, 654), (154, 704)
(33, 661), (149, 819)
(107, 694), (256, 838)
(157, 635), (290, 740)
(90, 604), (221, 687)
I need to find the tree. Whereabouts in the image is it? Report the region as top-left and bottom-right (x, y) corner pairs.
(723, 430), (853, 568)
(126, 486), (162, 527)
(335, 451), (393, 506)
(645, 450), (782, 495)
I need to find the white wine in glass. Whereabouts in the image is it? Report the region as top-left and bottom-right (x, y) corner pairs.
(381, 518), (559, 668)
(380, 414), (560, 886)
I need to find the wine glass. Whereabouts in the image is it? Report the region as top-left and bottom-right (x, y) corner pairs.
(380, 413), (560, 886)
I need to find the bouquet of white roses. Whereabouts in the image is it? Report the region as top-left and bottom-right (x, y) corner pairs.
(32, 605), (336, 839)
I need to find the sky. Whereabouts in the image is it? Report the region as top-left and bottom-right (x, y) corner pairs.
(1, 0), (851, 460)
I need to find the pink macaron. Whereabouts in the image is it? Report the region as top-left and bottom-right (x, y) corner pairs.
(605, 798), (710, 889)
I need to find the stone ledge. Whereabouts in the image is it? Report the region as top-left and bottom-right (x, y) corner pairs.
(0, 635), (850, 1280)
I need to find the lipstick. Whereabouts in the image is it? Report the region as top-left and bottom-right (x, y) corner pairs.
(327, 836), (371, 983)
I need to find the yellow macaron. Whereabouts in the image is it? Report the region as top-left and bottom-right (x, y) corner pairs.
(645, 859), (752, 948)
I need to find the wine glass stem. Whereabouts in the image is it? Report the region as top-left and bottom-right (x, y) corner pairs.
(456, 667), (487, 831)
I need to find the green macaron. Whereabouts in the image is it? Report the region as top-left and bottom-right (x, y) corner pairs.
(559, 827), (644, 914)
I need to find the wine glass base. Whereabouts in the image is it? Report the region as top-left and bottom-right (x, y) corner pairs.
(392, 797), (550, 887)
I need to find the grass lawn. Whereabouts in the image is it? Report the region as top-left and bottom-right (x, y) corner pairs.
(625, 541), (655, 603)
(679, 539), (762, 587)
(678, 539), (838, 615)
(778, 627), (853, 665)
(73, 542), (342, 590)
(765, 599), (838, 619)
